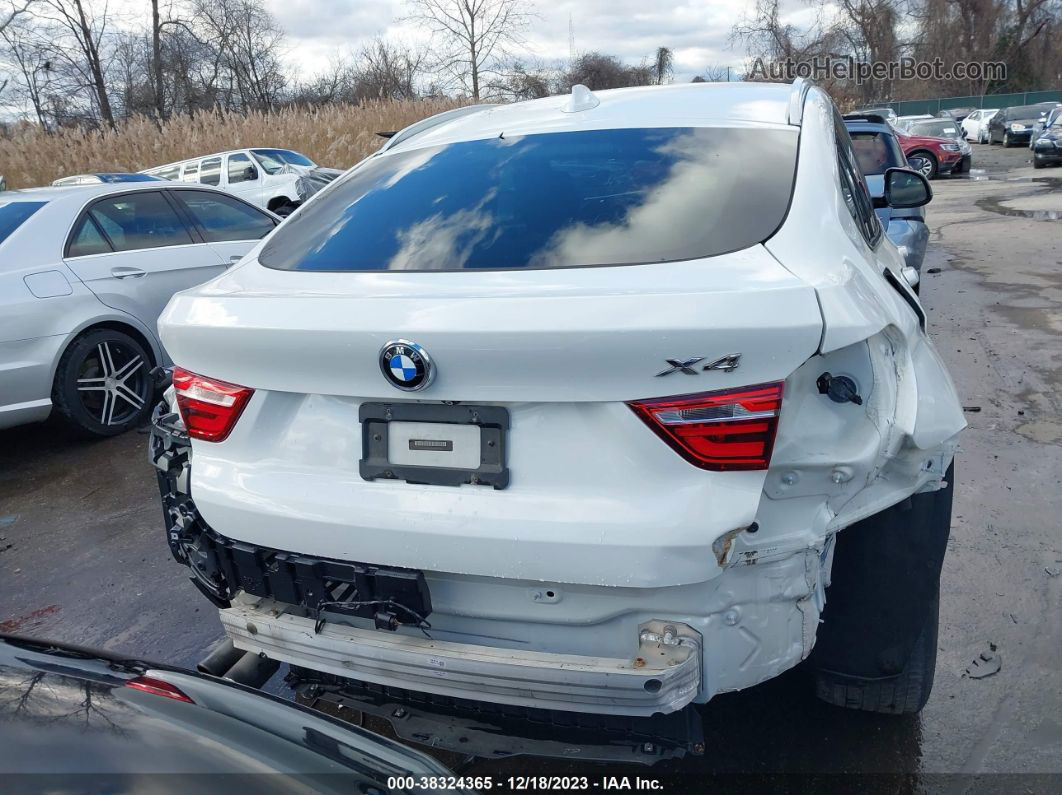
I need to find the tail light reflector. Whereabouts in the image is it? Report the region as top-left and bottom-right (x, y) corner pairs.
(125, 675), (195, 703)
(628, 382), (784, 471)
(172, 367), (253, 442)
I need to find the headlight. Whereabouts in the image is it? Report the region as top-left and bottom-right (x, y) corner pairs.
(941, 143), (960, 152)
(1011, 123), (1026, 131)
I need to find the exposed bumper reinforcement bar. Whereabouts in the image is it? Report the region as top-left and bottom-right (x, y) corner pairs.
(222, 598), (702, 717)
(291, 672), (705, 764)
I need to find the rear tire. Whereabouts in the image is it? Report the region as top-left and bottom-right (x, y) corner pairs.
(815, 593), (939, 714)
(52, 328), (154, 438)
(809, 463), (954, 715)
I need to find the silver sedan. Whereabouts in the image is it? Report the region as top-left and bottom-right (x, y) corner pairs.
(0, 182), (278, 436)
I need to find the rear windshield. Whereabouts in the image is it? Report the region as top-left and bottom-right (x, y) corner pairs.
(1007, 105), (1049, 119)
(0, 201), (46, 245)
(259, 127), (799, 272)
(850, 131), (906, 175)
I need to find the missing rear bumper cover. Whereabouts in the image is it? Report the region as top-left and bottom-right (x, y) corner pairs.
(151, 402), (432, 630)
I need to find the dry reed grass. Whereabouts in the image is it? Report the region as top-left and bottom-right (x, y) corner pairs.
(0, 99), (469, 189)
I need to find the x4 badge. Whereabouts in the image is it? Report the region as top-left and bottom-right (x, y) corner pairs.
(655, 354), (741, 377)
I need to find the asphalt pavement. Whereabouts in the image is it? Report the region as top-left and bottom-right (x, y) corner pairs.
(1, 142), (1059, 787)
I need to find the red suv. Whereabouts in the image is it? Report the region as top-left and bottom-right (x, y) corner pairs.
(896, 130), (964, 179)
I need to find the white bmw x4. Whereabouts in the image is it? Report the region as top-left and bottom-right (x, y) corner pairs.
(153, 81), (965, 732)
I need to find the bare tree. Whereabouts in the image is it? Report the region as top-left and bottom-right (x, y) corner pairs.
(0, 0), (35, 37)
(189, 0), (286, 111)
(694, 65), (732, 82)
(558, 52), (655, 92)
(1, 18), (50, 125)
(40, 0), (115, 126)
(356, 38), (426, 100)
(406, 0), (534, 99)
(652, 46), (673, 84)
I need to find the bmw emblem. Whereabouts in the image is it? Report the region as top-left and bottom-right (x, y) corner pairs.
(379, 340), (435, 391)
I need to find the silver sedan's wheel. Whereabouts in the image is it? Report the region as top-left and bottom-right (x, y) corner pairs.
(53, 329), (154, 437)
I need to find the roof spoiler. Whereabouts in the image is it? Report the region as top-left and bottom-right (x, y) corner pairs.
(842, 113), (889, 126)
(787, 78), (813, 126)
(379, 104), (497, 153)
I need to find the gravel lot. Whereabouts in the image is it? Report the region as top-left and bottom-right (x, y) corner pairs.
(1, 141), (1059, 785)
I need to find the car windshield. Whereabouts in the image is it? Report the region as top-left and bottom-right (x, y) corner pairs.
(0, 201), (46, 245)
(259, 127), (800, 272)
(908, 120), (961, 138)
(250, 149), (316, 174)
(849, 131), (906, 175)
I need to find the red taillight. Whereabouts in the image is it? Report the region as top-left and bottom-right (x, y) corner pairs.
(125, 675), (194, 703)
(172, 367), (253, 443)
(628, 382), (784, 471)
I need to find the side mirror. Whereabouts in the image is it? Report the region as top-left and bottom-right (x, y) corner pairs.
(884, 167), (932, 208)
(244, 165), (258, 181)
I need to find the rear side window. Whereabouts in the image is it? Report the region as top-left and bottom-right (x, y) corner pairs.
(85, 192), (193, 252)
(68, 216), (112, 257)
(849, 131), (906, 175)
(157, 165), (181, 180)
(259, 127), (799, 272)
(173, 190), (276, 242)
(0, 201), (46, 245)
(199, 158), (222, 186)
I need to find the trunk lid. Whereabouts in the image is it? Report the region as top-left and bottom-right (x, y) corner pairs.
(160, 248), (821, 403)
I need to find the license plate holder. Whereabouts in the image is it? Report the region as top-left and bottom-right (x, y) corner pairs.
(360, 402), (509, 489)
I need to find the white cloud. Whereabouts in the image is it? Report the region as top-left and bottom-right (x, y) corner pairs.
(261, 0), (804, 83)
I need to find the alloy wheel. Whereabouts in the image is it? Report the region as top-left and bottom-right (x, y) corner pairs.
(75, 339), (150, 426)
(910, 155), (933, 178)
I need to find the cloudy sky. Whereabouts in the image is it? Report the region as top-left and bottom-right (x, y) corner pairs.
(262, 0), (820, 84)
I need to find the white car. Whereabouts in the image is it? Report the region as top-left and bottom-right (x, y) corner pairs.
(0, 183), (278, 436)
(961, 109), (999, 143)
(893, 113), (934, 131)
(141, 148), (318, 215)
(152, 81), (965, 735)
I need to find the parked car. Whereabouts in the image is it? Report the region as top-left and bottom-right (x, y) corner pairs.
(142, 148), (319, 215)
(1032, 112), (1062, 169)
(1029, 104), (1062, 150)
(902, 118), (972, 173)
(961, 108), (999, 143)
(0, 183), (278, 436)
(0, 634), (457, 786)
(52, 173), (165, 187)
(893, 113), (934, 131)
(894, 128), (964, 179)
(936, 107), (977, 123)
(151, 81), (963, 731)
(844, 115), (931, 282)
(855, 106), (898, 125)
(987, 104), (1055, 146)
